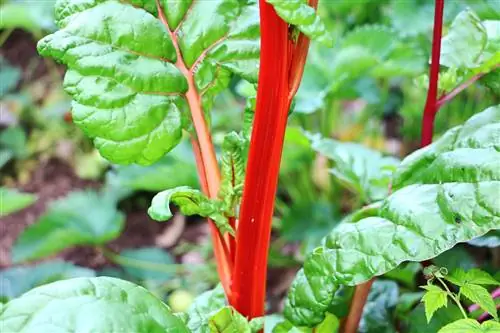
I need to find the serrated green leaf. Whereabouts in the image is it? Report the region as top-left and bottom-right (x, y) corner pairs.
(38, 0), (259, 165)
(148, 186), (233, 235)
(0, 187), (37, 217)
(266, 0), (333, 47)
(309, 134), (399, 202)
(0, 277), (188, 332)
(448, 268), (500, 287)
(284, 105), (500, 327)
(12, 190), (125, 263)
(185, 285), (226, 333)
(438, 319), (500, 333)
(421, 285), (449, 323)
(460, 284), (498, 320)
(405, 303), (464, 333)
(0, 260), (95, 300)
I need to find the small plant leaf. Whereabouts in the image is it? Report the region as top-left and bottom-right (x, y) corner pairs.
(266, 0), (333, 47)
(284, 105), (500, 327)
(12, 190), (124, 263)
(359, 280), (399, 332)
(440, 9), (488, 69)
(0, 260), (95, 300)
(148, 186), (233, 235)
(438, 319), (500, 333)
(0, 277), (188, 332)
(421, 285), (449, 323)
(184, 285), (226, 333)
(38, 0), (259, 165)
(460, 284), (498, 320)
(447, 268), (500, 287)
(0, 187), (37, 217)
(208, 307), (254, 333)
(309, 134), (399, 202)
(118, 247), (176, 282)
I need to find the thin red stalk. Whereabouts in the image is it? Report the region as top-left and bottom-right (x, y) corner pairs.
(155, 0), (232, 295)
(343, 278), (374, 333)
(231, 0), (291, 318)
(421, 0), (445, 147)
(436, 65), (499, 108)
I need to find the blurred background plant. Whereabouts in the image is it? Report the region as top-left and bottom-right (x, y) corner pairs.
(1, 0), (498, 330)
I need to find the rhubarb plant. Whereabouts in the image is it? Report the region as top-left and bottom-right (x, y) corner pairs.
(3, 0), (500, 332)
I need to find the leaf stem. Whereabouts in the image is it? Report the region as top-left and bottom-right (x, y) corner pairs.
(421, 0), (445, 147)
(155, 0), (232, 295)
(343, 279), (374, 333)
(436, 277), (468, 319)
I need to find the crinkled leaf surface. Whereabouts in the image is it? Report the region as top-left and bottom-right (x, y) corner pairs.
(0, 260), (95, 301)
(0, 187), (37, 217)
(0, 277), (188, 333)
(438, 319), (500, 333)
(108, 141), (198, 192)
(38, 0), (259, 165)
(12, 190), (125, 263)
(266, 0), (333, 47)
(309, 134), (399, 202)
(184, 285), (226, 333)
(149, 186), (233, 235)
(284, 105), (500, 327)
(208, 307), (255, 333)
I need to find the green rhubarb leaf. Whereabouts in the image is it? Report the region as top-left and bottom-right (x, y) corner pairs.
(309, 134), (399, 202)
(118, 247), (176, 282)
(266, 0), (333, 47)
(148, 186), (233, 235)
(440, 9), (488, 69)
(38, 0), (259, 165)
(0, 187), (37, 217)
(284, 105), (500, 327)
(421, 285), (449, 323)
(438, 319), (500, 333)
(0, 277), (188, 333)
(0, 260), (95, 301)
(184, 285), (226, 333)
(12, 190), (124, 263)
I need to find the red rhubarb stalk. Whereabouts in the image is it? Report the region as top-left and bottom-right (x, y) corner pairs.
(231, 0), (316, 318)
(231, 1), (290, 318)
(421, 0), (445, 147)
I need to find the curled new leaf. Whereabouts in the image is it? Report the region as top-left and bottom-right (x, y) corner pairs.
(266, 0), (333, 47)
(149, 186), (234, 235)
(38, 0), (259, 165)
(284, 105), (500, 327)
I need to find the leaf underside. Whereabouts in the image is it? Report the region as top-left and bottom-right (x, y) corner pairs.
(284, 105), (500, 327)
(38, 0), (259, 165)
